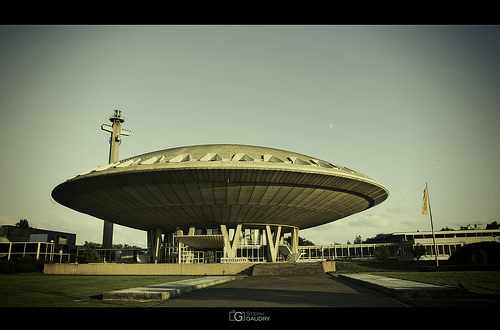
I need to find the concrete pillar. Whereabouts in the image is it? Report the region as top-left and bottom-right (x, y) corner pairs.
(221, 224), (242, 259)
(291, 227), (299, 254)
(102, 120), (122, 249)
(108, 117), (122, 164)
(266, 225), (282, 262)
(36, 242), (41, 260)
(146, 229), (152, 262)
(101, 110), (129, 251)
(175, 227), (183, 264)
(148, 228), (163, 264)
(176, 227), (184, 247)
(102, 221), (114, 249)
(155, 228), (163, 264)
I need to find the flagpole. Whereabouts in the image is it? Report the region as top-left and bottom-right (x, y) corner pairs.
(426, 183), (439, 267)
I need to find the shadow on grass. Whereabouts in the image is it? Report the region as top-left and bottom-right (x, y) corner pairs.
(401, 293), (500, 308)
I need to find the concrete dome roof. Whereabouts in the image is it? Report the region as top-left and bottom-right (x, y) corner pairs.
(52, 144), (388, 233)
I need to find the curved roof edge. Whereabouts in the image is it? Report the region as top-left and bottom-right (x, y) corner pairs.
(69, 144), (381, 184)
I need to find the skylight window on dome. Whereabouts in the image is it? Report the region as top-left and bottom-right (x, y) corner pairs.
(169, 154), (192, 163)
(140, 156), (158, 165)
(94, 163), (116, 172)
(343, 167), (357, 173)
(310, 159), (337, 168)
(263, 154), (284, 163)
(288, 156), (311, 165)
(200, 153), (223, 161)
(116, 159), (135, 167)
(232, 153), (254, 161)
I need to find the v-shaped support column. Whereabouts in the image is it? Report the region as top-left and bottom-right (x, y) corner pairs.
(148, 228), (162, 264)
(266, 225), (282, 262)
(221, 224), (242, 259)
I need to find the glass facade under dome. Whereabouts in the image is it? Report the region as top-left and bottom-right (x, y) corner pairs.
(160, 227), (288, 264)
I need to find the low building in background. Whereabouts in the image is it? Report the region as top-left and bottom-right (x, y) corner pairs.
(0, 225), (76, 262)
(297, 227), (500, 262)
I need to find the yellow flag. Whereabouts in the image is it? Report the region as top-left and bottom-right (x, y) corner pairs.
(422, 186), (428, 215)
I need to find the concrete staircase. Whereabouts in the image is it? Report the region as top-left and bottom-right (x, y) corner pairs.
(278, 242), (304, 263)
(251, 262), (325, 276)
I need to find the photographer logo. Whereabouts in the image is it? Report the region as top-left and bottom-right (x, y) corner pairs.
(229, 310), (270, 322)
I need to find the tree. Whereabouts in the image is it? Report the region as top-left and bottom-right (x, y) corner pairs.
(83, 241), (101, 249)
(412, 243), (427, 261)
(354, 235), (362, 244)
(76, 241), (102, 263)
(298, 236), (315, 246)
(284, 236), (315, 246)
(113, 243), (143, 249)
(374, 245), (390, 261)
(486, 221), (499, 229)
(364, 233), (392, 244)
(449, 241), (500, 265)
(15, 219), (30, 228)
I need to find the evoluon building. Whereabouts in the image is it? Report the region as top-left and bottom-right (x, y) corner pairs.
(52, 144), (389, 264)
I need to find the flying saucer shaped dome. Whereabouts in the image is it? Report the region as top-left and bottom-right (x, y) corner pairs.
(52, 144), (389, 233)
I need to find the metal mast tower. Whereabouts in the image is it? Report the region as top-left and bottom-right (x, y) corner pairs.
(101, 110), (130, 249)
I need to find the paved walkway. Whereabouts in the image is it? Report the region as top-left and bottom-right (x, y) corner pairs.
(152, 274), (409, 307)
(102, 276), (235, 301)
(339, 274), (467, 298)
(102, 273), (467, 307)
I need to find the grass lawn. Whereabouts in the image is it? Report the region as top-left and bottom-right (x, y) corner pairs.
(3, 260), (500, 308)
(0, 273), (202, 307)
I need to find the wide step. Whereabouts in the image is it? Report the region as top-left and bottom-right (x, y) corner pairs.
(252, 262), (325, 276)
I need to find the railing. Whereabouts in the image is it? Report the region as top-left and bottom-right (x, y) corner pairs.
(0, 242), (71, 262)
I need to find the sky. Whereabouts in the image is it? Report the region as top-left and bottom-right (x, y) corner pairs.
(1, 25), (499, 247)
